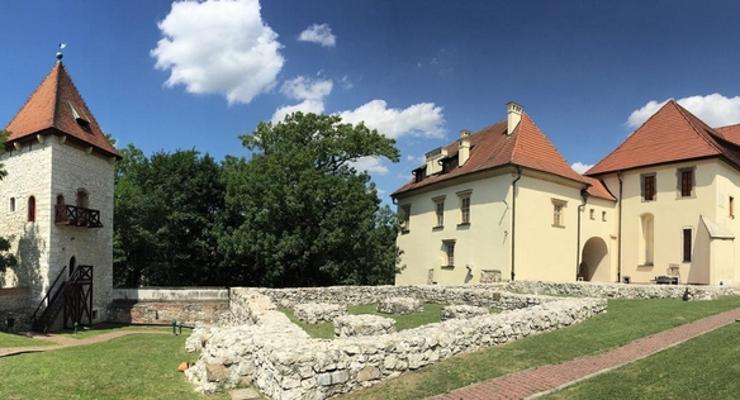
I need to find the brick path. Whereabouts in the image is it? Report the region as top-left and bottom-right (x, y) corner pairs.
(0, 329), (170, 358)
(432, 307), (740, 400)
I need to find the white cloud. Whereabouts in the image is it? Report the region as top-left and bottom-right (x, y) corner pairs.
(340, 75), (354, 90)
(151, 0), (284, 105)
(571, 162), (593, 174)
(349, 156), (389, 175)
(338, 100), (445, 139)
(271, 76), (333, 122)
(271, 78), (445, 141)
(298, 23), (336, 47)
(627, 93), (740, 129)
(280, 76), (333, 101)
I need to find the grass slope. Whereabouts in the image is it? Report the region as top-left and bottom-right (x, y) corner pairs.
(342, 296), (740, 399)
(545, 323), (740, 399)
(0, 332), (51, 348)
(58, 323), (184, 339)
(0, 333), (227, 400)
(280, 303), (445, 339)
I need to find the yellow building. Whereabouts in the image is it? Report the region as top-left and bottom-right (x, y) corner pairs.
(392, 100), (740, 286)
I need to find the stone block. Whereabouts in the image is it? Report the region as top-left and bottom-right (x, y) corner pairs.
(377, 297), (423, 315)
(293, 303), (347, 324)
(334, 314), (396, 337)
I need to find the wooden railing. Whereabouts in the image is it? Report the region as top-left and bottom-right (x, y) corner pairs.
(55, 204), (103, 228)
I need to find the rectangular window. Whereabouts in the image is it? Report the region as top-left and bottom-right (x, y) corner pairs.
(683, 228), (692, 262)
(730, 196), (735, 219)
(643, 174), (656, 201)
(679, 168), (694, 197)
(589, 209), (595, 220)
(457, 190), (472, 225)
(552, 199), (567, 227)
(433, 197), (445, 228)
(443, 240), (455, 267)
(602, 211), (607, 222)
(400, 204), (411, 233)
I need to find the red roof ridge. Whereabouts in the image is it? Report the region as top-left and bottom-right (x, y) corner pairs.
(716, 121), (740, 130)
(586, 100), (680, 175)
(671, 100), (726, 155)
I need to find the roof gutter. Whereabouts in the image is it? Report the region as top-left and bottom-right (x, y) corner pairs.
(576, 188), (589, 280)
(510, 166), (523, 282)
(617, 171), (623, 283)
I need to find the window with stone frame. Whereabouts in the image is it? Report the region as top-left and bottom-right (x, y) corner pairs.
(458, 190), (472, 226)
(443, 240), (456, 267)
(433, 196), (445, 228)
(27, 196), (36, 222)
(552, 199), (567, 227)
(678, 167), (694, 198)
(642, 173), (656, 201)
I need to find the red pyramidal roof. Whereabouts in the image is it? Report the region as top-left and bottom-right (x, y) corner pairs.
(392, 112), (614, 200)
(5, 62), (120, 158)
(586, 100), (740, 176)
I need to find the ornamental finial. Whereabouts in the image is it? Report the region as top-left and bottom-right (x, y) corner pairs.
(56, 43), (67, 63)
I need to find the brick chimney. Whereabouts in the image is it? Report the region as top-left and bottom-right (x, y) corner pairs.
(459, 129), (471, 165)
(506, 101), (523, 135)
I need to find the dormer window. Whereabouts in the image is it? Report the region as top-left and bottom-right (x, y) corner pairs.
(69, 102), (91, 131)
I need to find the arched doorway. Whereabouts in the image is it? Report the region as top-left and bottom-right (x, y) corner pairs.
(579, 237), (609, 282)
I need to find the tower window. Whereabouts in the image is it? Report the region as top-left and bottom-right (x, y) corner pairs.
(9, 197), (15, 212)
(642, 174), (656, 201)
(27, 196), (36, 222)
(433, 196), (445, 228)
(443, 240), (456, 267)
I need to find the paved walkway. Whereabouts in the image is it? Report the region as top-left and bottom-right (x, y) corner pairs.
(432, 307), (740, 400)
(0, 330), (171, 358)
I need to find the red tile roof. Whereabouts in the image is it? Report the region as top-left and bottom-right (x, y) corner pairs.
(392, 113), (615, 200)
(716, 123), (740, 146)
(5, 62), (120, 158)
(586, 100), (740, 176)
(583, 176), (616, 201)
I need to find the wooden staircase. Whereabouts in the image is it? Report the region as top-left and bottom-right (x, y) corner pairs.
(32, 265), (94, 333)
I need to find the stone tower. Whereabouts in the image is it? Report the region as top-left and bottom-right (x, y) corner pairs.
(0, 60), (119, 327)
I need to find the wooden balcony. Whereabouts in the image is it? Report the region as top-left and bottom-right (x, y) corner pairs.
(55, 204), (103, 228)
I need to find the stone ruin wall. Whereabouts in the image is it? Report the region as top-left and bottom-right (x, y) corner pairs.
(186, 286), (607, 399)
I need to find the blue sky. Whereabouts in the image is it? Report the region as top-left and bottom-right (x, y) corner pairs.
(2, 1), (740, 202)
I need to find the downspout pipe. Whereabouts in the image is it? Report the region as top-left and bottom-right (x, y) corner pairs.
(617, 172), (624, 283)
(511, 166), (523, 281)
(576, 189), (589, 280)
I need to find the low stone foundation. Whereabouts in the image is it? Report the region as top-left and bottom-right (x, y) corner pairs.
(109, 288), (230, 326)
(334, 314), (395, 337)
(377, 297), (423, 315)
(186, 287), (607, 399)
(441, 305), (489, 320)
(500, 281), (737, 300)
(294, 303), (347, 324)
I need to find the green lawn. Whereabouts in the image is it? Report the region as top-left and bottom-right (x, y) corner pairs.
(58, 323), (185, 339)
(0, 333), (228, 400)
(545, 323), (740, 399)
(0, 332), (51, 348)
(341, 296), (740, 399)
(280, 303), (445, 339)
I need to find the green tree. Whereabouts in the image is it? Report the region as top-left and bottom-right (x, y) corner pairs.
(0, 130), (17, 272)
(113, 145), (225, 286)
(218, 112), (401, 287)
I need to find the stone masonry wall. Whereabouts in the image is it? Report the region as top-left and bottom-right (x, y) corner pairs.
(254, 285), (556, 311)
(499, 280), (737, 300)
(49, 140), (115, 323)
(0, 287), (33, 332)
(108, 300), (229, 326)
(187, 288), (607, 399)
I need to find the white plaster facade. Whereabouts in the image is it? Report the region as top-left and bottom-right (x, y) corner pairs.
(0, 136), (114, 322)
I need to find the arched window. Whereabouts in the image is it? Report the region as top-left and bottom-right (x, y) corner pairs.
(639, 213), (654, 266)
(27, 196), (36, 222)
(76, 189), (89, 209)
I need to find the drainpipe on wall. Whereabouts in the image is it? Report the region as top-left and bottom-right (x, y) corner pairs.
(617, 171), (624, 283)
(576, 189), (589, 280)
(510, 166), (523, 282)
